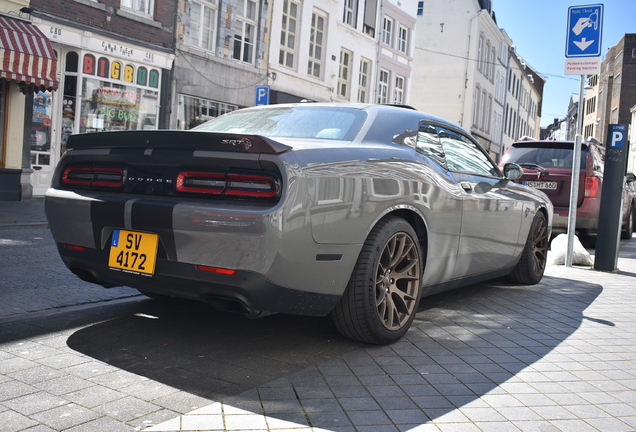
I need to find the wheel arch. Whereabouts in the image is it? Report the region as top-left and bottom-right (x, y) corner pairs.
(373, 207), (429, 272)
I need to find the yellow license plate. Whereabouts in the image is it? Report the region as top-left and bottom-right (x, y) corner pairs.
(108, 229), (159, 275)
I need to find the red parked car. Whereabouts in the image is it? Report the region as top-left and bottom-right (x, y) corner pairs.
(500, 138), (635, 247)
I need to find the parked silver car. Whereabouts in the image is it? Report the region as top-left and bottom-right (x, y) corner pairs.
(45, 103), (552, 344)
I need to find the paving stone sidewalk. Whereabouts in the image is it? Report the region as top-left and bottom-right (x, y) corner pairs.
(1, 240), (635, 432)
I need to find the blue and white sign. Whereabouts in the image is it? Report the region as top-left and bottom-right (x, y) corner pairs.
(566, 4), (603, 58)
(255, 86), (270, 106)
(610, 124), (626, 148)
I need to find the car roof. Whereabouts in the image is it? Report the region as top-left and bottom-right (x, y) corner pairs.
(236, 102), (469, 135)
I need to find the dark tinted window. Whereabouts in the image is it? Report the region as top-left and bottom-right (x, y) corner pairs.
(501, 145), (588, 170)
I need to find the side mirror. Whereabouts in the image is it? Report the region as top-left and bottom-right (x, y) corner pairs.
(503, 162), (524, 180)
(627, 172), (636, 183)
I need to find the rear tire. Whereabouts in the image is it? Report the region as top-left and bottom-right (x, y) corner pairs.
(508, 212), (548, 285)
(331, 217), (422, 345)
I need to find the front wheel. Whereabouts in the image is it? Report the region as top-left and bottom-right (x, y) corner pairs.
(508, 212), (548, 285)
(331, 217), (423, 345)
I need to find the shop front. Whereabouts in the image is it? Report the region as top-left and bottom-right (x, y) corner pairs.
(30, 18), (173, 196)
(0, 15), (58, 201)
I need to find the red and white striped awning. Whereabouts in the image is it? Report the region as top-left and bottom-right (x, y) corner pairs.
(0, 16), (58, 93)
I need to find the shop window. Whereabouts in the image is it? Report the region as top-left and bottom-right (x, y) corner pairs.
(81, 79), (158, 132)
(83, 54), (96, 74)
(66, 52), (78, 72)
(137, 67), (148, 86)
(178, 94), (238, 130)
(97, 57), (110, 78)
(29, 90), (53, 166)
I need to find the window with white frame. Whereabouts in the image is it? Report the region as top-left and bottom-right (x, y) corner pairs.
(343, 0), (357, 26)
(188, 0), (217, 51)
(472, 86), (480, 127)
(480, 89), (487, 131)
(417, 1), (423, 16)
(337, 49), (352, 98)
(382, 17), (393, 46)
(279, 0), (299, 68)
(394, 75), (404, 105)
(398, 25), (408, 53)
(378, 69), (389, 104)
(233, 0), (258, 64)
(308, 11), (325, 78)
(358, 58), (370, 103)
(484, 40), (490, 77)
(121, 0), (153, 15)
(477, 35), (483, 71)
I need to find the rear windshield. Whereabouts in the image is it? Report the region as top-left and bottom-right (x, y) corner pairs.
(501, 144), (588, 170)
(195, 106), (367, 142)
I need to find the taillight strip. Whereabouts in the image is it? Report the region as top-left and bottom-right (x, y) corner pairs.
(176, 170), (278, 198)
(62, 167), (123, 188)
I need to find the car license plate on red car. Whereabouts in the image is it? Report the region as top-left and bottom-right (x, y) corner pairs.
(108, 229), (159, 275)
(524, 181), (557, 190)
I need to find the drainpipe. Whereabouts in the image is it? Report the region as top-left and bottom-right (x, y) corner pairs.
(499, 45), (514, 156)
(461, 11), (481, 127)
(374, 0), (385, 103)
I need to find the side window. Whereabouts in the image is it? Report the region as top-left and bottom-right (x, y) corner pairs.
(437, 127), (498, 176)
(416, 123), (446, 167)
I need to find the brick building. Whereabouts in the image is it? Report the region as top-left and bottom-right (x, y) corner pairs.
(583, 34), (636, 145)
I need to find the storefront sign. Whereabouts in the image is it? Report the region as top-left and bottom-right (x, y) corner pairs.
(82, 54), (160, 88)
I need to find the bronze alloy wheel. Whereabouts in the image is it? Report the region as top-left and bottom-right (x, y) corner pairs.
(531, 214), (549, 277)
(508, 212), (548, 285)
(331, 216), (423, 344)
(375, 231), (421, 331)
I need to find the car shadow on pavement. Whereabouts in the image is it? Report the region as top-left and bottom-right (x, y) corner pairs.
(61, 274), (603, 428)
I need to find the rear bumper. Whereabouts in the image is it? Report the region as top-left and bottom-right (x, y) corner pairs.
(551, 197), (600, 234)
(57, 243), (341, 317)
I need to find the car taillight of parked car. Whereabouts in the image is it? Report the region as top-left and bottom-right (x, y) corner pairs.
(585, 176), (600, 197)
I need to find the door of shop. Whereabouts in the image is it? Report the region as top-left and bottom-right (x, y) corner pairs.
(29, 89), (57, 196)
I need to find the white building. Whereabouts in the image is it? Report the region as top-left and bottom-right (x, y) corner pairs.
(411, 0), (543, 160)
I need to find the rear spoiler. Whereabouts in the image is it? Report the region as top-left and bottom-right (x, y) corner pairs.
(66, 130), (293, 155)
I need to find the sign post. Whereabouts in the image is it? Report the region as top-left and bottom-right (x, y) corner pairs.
(594, 125), (629, 271)
(563, 4), (603, 267)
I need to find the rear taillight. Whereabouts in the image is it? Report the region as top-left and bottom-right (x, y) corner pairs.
(176, 170), (279, 199)
(585, 176), (600, 197)
(196, 265), (237, 275)
(62, 167), (123, 188)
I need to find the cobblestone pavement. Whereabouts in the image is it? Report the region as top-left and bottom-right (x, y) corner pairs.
(2, 198), (636, 431)
(1, 228), (635, 431)
(0, 226), (140, 317)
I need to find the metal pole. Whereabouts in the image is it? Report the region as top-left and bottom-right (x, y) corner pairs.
(565, 75), (585, 267)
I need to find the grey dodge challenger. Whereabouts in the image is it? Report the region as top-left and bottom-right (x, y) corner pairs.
(45, 103), (552, 344)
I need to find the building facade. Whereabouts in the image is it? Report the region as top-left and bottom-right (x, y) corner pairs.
(20, 0), (177, 197)
(0, 0), (58, 200)
(582, 34), (636, 147)
(410, 0), (543, 161)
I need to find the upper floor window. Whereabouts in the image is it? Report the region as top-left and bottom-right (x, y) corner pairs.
(358, 58), (370, 103)
(234, 0), (258, 64)
(398, 25), (408, 53)
(417, 1), (424, 16)
(382, 17), (393, 46)
(343, 0), (357, 27)
(394, 75), (404, 104)
(279, 0), (299, 68)
(121, 0), (153, 16)
(378, 69), (389, 104)
(188, 0), (217, 51)
(337, 49), (352, 98)
(308, 11), (325, 78)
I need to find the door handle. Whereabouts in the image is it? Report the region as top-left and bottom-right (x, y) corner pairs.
(460, 182), (473, 192)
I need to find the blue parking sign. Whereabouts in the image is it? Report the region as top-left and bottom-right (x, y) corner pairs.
(566, 4), (603, 58)
(255, 86), (270, 106)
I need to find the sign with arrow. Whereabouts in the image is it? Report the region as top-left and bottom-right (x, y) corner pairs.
(564, 4), (603, 75)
